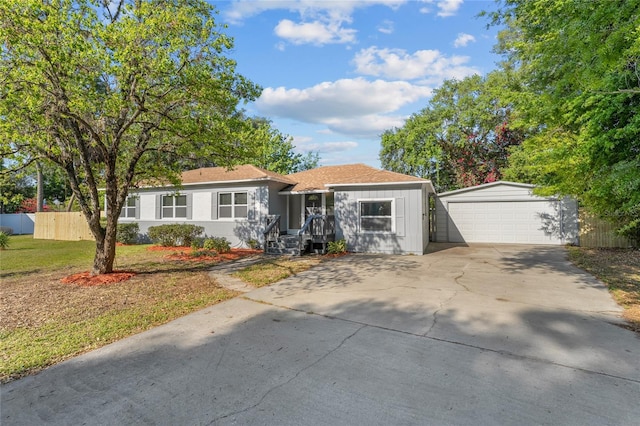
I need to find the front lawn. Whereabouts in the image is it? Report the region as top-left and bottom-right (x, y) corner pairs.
(0, 235), (246, 382)
(232, 257), (322, 287)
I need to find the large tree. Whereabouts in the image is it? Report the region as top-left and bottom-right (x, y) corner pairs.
(173, 115), (320, 174)
(0, 0), (261, 273)
(380, 72), (523, 192)
(491, 0), (640, 243)
(245, 117), (319, 175)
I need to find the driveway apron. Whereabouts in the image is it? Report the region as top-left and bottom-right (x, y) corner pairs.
(2, 244), (639, 425)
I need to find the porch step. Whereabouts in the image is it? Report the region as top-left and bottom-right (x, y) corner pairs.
(265, 235), (310, 256)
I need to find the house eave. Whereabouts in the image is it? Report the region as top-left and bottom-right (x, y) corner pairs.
(278, 189), (331, 195)
(326, 181), (434, 192)
(131, 176), (291, 190)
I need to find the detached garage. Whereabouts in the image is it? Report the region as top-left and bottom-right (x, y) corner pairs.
(435, 181), (578, 245)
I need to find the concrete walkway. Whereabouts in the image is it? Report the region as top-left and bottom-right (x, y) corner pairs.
(2, 244), (639, 425)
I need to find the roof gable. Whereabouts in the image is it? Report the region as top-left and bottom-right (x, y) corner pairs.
(285, 164), (427, 192)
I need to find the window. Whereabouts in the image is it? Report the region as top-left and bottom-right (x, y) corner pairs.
(120, 196), (137, 218)
(360, 200), (393, 232)
(219, 192), (248, 219)
(162, 195), (187, 218)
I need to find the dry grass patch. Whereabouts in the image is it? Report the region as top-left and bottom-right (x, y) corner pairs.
(232, 257), (323, 287)
(0, 237), (251, 383)
(568, 247), (640, 333)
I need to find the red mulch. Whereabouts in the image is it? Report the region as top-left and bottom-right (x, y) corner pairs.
(60, 247), (261, 287)
(146, 245), (187, 252)
(61, 271), (136, 287)
(164, 248), (262, 262)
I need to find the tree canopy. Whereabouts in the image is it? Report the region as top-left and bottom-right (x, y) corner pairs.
(0, 0), (262, 273)
(380, 72), (523, 192)
(492, 0), (640, 243)
(158, 114), (320, 175)
(243, 117), (319, 175)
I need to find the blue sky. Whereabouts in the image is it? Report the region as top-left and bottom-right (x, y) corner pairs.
(215, 0), (503, 168)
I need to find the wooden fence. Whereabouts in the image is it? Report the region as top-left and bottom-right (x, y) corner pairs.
(34, 212), (95, 241)
(579, 211), (633, 248)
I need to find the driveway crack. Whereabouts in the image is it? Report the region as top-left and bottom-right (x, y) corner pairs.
(424, 291), (459, 337)
(209, 325), (365, 424)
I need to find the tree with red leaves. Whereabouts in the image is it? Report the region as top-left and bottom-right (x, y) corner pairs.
(380, 72), (524, 192)
(16, 198), (50, 213)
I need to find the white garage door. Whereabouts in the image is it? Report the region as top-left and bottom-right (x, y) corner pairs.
(447, 201), (562, 244)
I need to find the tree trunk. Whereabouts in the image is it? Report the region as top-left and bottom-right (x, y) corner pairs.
(91, 212), (118, 275)
(36, 162), (44, 212)
(66, 192), (75, 212)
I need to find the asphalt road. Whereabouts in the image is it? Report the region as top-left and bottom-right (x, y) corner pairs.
(2, 244), (639, 425)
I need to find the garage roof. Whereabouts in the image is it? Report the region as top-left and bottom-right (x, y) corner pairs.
(437, 181), (535, 197)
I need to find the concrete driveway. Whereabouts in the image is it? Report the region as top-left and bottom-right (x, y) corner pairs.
(2, 244), (639, 425)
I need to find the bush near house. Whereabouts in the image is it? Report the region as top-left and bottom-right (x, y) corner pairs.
(327, 239), (347, 255)
(203, 237), (231, 253)
(116, 223), (140, 245)
(147, 224), (204, 247)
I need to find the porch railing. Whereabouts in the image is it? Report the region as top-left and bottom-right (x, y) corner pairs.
(263, 215), (281, 251)
(298, 214), (335, 239)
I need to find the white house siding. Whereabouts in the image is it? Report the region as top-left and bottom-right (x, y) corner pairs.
(267, 181), (288, 218)
(435, 182), (579, 245)
(334, 184), (428, 255)
(123, 181), (288, 247)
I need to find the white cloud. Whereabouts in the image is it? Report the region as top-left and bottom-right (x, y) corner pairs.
(419, 0), (463, 17)
(453, 32), (476, 48)
(377, 20), (394, 34)
(255, 78), (431, 138)
(224, 1), (406, 46)
(436, 0), (463, 17)
(352, 46), (479, 83)
(274, 19), (357, 45)
(323, 115), (407, 138)
(297, 141), (359, 153)
(224, 0), (406, 23)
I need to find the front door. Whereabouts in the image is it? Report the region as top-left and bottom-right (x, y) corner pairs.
(288, 194), (302, 232)
(305, 194), (321, 219)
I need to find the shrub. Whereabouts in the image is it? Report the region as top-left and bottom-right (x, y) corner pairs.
(147, 224), (204, 247)
(116, 223), (139, 245)
(203, 236), (230, 253)
(246, 238), (261, 250)
(0, 226), (13, 235)
(327, 239), (347, 255)
(0, 232), (9, 250)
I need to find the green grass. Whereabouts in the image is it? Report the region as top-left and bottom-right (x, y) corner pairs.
(232, 258), (321, 287)
(0, 235), (152, 276)
(0, 235), (96, 274)
(0, 236), (241, 382)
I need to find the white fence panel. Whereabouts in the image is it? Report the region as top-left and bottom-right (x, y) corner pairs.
(0, 213), (36, 234)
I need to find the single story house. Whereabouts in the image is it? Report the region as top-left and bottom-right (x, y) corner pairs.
(120, 164), (436, 255)
(434, 181), (579, 245)
(121, 165), (578, 253)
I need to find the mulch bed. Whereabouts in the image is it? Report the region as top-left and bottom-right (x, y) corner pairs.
(60, 247), (262, 286)
(164, 248), (262, 262)
(61, 271), (137, 286)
